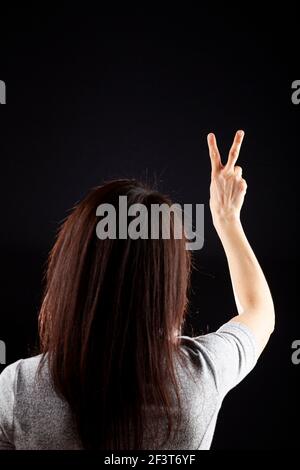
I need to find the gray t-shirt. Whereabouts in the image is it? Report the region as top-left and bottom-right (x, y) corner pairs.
(0, 321), (257, 450)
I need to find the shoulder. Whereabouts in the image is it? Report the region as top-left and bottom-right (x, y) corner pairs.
(0, 359), (22, 392)
(15, 354), (44, 378)
(178, 321), (258, 396)
(180, 321), (257, 359)
(0, 354), (47, 395)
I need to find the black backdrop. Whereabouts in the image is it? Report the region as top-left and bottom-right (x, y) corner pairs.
(0, 7), (299, 450)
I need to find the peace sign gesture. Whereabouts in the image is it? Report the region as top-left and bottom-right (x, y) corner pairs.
(207, 131), (247, 225)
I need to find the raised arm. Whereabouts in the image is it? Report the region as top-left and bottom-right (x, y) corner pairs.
(207, 131), (275, 355)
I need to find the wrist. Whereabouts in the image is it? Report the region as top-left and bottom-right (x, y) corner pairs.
(212, 213), (243, 235)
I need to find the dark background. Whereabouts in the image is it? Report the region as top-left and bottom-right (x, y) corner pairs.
(0, 7), (299, 449)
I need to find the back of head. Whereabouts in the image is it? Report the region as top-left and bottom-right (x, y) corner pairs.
(39, 179), (191, 449)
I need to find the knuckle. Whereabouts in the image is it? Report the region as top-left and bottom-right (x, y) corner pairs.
(221, 168), (233, 179)
(240, 178), (247, 190)
(230, 148), (238, 158)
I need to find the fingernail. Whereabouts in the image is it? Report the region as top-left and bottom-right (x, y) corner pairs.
(238, 130), (244, 136)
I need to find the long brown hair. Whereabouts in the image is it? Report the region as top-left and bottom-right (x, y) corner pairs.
(39, 179), (191, 449)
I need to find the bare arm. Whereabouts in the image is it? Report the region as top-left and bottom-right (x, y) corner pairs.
(207, 131), (275, 355)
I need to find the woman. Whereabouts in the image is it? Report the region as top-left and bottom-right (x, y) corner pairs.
(0, 131), (275, 450)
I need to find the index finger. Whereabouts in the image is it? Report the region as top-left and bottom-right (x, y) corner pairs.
(225, 130), (245, 171)
(207, 133), (222, 174)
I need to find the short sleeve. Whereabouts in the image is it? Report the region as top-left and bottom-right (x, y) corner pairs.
(0, 360), (21, 450)
(183, 321), (258, 398)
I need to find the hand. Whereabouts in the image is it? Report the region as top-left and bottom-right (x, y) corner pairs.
(207, 130), (247, 226)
